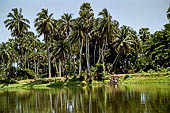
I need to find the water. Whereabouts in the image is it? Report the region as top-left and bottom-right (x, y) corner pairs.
(0, 84), (170, 113)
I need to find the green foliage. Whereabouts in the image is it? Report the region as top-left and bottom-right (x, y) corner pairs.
(95, 63), (104, 81)
(17, 68), (35, 80)
(80, 81), (87, 86)
(123, 74), (131, 80)
(1, 4), (170, 82)
(147, 69), (156, 73)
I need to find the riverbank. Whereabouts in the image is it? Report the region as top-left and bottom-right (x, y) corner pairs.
(0, 77), (109, 89)
(1, 72), (170, 89)
(121, 72), (170, 83)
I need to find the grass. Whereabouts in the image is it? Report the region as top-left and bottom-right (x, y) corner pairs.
(0, 77), (109, 89)
(121, 72), (170, 84)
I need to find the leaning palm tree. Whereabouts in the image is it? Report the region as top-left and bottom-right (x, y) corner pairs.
(79, 2), (94, 79)
(167, 6), (170, 22)
(97, 8), (114, 64)
(113, 26), (137, 72)
(34, 8), (54, 78)
(4, 8), (30, 77)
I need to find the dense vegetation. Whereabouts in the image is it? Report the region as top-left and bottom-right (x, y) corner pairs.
(0, 3), (170, 81)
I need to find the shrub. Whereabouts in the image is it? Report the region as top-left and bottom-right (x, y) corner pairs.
(80, 81), (87, 86)
(123, 74), (131, 80)
(17, 68), (35, 80)
(147, 69), (156, 73)
(95, 63), (104, 81)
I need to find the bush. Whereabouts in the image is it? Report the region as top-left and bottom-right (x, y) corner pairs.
(147, 69), (156, 73)
(95, 63), (104, 81)
(80, 81), (87, 86)
(123, 74), (131, 80)
(17, 68), (35, 80)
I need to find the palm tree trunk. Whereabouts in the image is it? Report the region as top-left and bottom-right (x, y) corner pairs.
(59, 58), (62, 77)
(86, 33), (90, 79)
(97, 42), (105, 64)
(46, 36), (51, 78)
(69, 42), (72, 76)
(37, 59), (39, 75)
(25, 53), (27, 68)
(73, 52), (76, 76)
(34, 59), (37, 75)
(8, 38), (16, 78)
(94, 41), (97, 65)
(79, 38), (83, 77)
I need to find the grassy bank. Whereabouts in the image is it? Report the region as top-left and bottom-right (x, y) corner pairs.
(121, 72), (170, 83)
(0, 77), (109, 89)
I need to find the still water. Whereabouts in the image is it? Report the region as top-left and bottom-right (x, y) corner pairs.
(0, 84), (170, 113)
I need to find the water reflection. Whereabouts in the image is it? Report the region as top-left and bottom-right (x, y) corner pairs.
(0, 84), (170, 113)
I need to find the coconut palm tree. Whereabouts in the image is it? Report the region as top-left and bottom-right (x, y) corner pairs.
(0, 43), (10, 76)
(4, 8), (30, 77)
(34, 8), (54, 78)
(79, 2), (94, 79)
(97, 8), (114, 65)
(71, 18), (85, 77)
(113, 26), (137, 72)
(139, 28), (150, 42)
(52, 40), (70, 77)
(167, 6), (170, 22)
(60, 13), (74, 75)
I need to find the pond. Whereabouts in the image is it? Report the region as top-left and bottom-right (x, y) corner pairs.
(0, 84), (170, 113)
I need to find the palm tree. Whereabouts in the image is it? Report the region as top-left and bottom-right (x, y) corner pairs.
(79, 2), (94, 79)
(0, 43), (10, 76)
(113, 26), (137, 72)
(4, 8), (30, 77)
(139, 28), (150, 42)
(60, 13), (74, 75)
(71, 18), (84, 77)
(167, 6), (170, 22)
(52, 40), (69, 77)
(97, 8), (114, 66)
(34, 8), (54, 78)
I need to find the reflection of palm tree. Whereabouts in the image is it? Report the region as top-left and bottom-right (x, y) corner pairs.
(35, 9), (54, 78)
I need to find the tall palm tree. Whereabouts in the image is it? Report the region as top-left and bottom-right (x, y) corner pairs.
(4, 8), (30, 37)
(71, 18), (84, 77)
(0, 43), (10, 76)
(113, 26), (137, 72)
(4, 8), (30, 77)
(34, 8), (54, 78)
(79, 2), (94, 78)
(167, 6), (170, 22)
(98, 8), (114, 65)
(61, 13), (74, 75)
(52, 40), (69, 77)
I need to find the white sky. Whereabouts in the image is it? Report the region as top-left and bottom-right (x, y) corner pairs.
(0, 0), (169, 43)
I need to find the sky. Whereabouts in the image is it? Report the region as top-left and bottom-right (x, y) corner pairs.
(0, 0), (169, 43)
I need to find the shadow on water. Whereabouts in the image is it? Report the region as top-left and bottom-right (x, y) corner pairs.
(1, 84), (170, 113)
